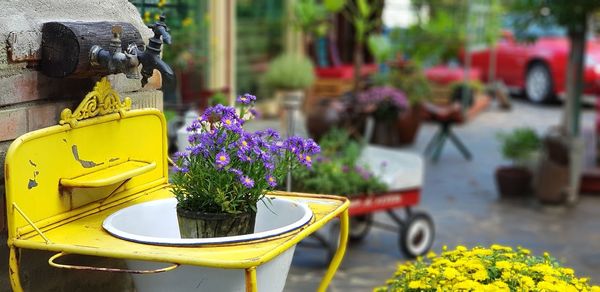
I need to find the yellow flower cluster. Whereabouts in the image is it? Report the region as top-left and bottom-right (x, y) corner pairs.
(374, 245), (600, 292)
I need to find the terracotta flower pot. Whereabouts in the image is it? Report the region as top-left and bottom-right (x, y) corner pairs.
(176, 207), (256, 238)
(306, 99), (344, 141)
(495, 166), (532, 197)
(396, 104), (423, 145)
(371, 118), (398, 146)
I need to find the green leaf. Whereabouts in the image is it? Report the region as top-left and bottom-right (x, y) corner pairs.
(367, 34), (392, 63)
(324, 0), (345, 12)
(357, 0), (370, 18)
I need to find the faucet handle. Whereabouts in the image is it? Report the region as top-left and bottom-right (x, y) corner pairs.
(112, 25), (123, 37)
(148, 14), (171, 45)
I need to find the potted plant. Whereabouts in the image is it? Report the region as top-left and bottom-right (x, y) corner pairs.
(375, 245), (599, 291)
(292, 128), (388, 197)
(495, 127), (541, 198)
(292, 128), (387, 246)
(263, 53), (316, 133)
(390, 61), (431, 145)
(171, 94), (320, 238)
(357, 86), (409, 146)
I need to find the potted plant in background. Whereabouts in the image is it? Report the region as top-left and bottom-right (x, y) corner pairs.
(495, 127), (541, 198)
(171, 94), (320, 238)
(375, 245), (599, 291)
(292, 128), (387, 247)
(263, 53), (316, 133)
(357, 86), (408, 146)
(390, 61), (431, 145)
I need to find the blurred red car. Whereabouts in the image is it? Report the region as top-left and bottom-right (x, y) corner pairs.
(468, 28), (600, 103)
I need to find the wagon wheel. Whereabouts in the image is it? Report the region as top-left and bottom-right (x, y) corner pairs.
(349, 214), (373, 243)
(399, 212), (434, 258)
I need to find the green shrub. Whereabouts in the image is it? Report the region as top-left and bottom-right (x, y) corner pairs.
(292, 128), (388, 197)
(264, 53), (316, 90)
(497, 127), (541, 165)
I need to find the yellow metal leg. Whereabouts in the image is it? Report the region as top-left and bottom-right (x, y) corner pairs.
(317, 209), (349, 292)
(9, 247), (24, 292)
(245, 266), (258, 292)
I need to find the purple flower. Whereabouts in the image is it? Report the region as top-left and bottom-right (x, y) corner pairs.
(297, 153), (313, 168)
(249, 108), (260, 119)
(215, 151), (230, 168)
(174, 166), (189, 173)
(355, 166), (371, 180)
(240, 176), (255, 188)
(257, 128), (280, 140)
(221, 114), (242, 133)
(186, 120), (201, 132)
(229, 168), (242, 177)
(341, 165), (349, 173)
(358, 86), (408, 110)
(265, 174), (277, 187)
(228, 168), (243, 177)
(237, 150), (253, 162)
(201, 104), (237, 123)
(236, 93), (256, 105)
(173, 151), (187, 160)
(303, 138), (320, 155)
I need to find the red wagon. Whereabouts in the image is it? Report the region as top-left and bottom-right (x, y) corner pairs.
(315, 146), (434, 260)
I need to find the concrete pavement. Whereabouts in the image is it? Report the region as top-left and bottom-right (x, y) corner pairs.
(277, 100), (600, 291)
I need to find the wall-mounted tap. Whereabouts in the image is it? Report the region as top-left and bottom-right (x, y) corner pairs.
(89, 26), (140, 79)
(88, 15), (176, 101)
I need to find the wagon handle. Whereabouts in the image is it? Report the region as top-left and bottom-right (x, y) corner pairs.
(48, 252), (180, 274)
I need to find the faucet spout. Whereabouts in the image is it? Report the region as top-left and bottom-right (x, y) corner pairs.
(89, 17), (177, 102)
(89, 25), (139, 78)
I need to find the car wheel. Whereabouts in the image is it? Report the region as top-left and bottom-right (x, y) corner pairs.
(525, 63), (554, 103)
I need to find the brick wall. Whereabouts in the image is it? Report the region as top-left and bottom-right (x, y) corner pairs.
(0, 0), (164, 290)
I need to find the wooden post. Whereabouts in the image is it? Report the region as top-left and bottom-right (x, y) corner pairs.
(41, 22), (144, 78)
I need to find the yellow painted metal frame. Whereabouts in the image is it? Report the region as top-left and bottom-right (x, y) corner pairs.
(5, 78), (349, 292)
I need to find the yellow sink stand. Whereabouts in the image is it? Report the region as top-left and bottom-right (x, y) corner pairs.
(4, 78), (349, 292)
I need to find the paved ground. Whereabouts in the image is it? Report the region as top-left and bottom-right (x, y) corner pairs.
(269, 99), (600, 291)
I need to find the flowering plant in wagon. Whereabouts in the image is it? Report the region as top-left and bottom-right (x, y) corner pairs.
(171, 94), (320, 239)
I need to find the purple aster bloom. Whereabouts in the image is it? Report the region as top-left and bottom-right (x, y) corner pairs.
(188, 145), (203, 156)
(236, 93), (256, 105)
(341, 165), (349, 173)
(257, 128), (280, 140)
(265, 174), (277, 187)
(188, 133), (201, 145)
(284, 136), (305, 155)
(249, 108), (260, 119)
(174, 166), (189, 173)
(228, 168), (243, 177)
(263, 161), (275, 170)
(201, 104), (237, 123)
(355, 166), (371, 180)
(237, 150), (253, 162)
(296, 153), (313, 168)
(173, 151), (187, 160)
(303, 138), (321, 155)
(221, 114), (242, 133)
(215, 151), (230, 168)
(186, 120), (201, 132)
(240, 176), (255, 188)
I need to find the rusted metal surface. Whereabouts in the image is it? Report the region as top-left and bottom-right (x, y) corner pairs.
(7, 31), (41, 62)
(245, 267), (257, 292)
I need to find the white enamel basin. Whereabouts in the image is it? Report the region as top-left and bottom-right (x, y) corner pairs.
(102, 197), (313, 292)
